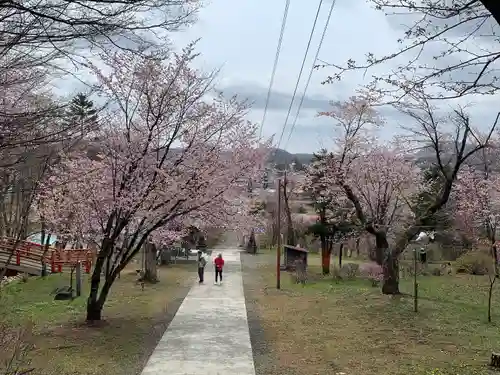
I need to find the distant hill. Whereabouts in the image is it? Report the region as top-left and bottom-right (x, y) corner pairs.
(85, 139), (313, 168)
(412, 142), (498, 171)
(267, 148), (314, 167)
(266, 144), (494, 172)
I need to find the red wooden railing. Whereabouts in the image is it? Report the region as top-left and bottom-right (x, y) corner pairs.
(0, 237), (96, 274)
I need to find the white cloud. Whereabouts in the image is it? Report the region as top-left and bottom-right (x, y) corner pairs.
(169, 0), (406, 153)
(53, 0), (500, 154)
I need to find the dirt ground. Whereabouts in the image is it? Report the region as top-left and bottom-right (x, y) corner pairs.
(241, 251), (500, 375)
(1, 263), (196, 375)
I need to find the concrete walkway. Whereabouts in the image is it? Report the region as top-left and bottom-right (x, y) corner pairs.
(141, 248), (255, 375)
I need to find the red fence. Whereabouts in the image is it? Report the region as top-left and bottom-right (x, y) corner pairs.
(0, 237), (96, 274)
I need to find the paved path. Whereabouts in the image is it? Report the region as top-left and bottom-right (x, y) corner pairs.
(141, 248), (255, 375)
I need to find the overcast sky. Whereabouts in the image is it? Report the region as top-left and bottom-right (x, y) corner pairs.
(167, 0), (500, 154)
(169, 0), (386, 153)
(51, 1), (498, 154)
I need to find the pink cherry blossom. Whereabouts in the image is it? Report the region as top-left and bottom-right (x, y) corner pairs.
(454, 166), (500, 243)
(322, 145), (420, 233)
(37, 46), (271, 320)
(360, 262), (384, 283)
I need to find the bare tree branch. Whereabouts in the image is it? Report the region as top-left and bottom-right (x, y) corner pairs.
(318, 0), (500, 100)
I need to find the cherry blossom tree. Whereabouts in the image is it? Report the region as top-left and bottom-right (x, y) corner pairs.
(316, 93), (498, 294)
(40, 46), (269, 321)
(345, 146), (420, 259)
(455, 168), (500, 250)
(303, 149), (360, 274)
(322, 144), (419, 286)
(303, 150), (335, 273)
(0, 65), (102, 279)
(454, 152), (500, 321)
(280, 171), (299, 247)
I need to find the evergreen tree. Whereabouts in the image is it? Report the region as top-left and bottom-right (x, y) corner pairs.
(67, 93), (98, 135)
(304, 149), (360, 273)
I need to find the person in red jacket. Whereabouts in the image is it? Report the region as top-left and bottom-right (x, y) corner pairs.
(214, 253), (225, 285)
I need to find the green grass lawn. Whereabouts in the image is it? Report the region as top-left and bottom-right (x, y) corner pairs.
(1, 264), (196, 375)
(243, 253), (500, 375)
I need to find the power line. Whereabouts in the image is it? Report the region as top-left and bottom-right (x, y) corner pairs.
(259, 0), (291, 138)
(283, 0), (337, 150)
(276, 0), (324, 150)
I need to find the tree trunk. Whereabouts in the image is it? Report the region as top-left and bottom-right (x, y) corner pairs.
(370, 230), (401, 294)
(86, 274), (117, 321)
(373, 232), (386, 265)
(320, 237), (331, 275)
(86, 237), (111, 321)
(488, 276), (496, 323)
(87, 266), (104, 321)
(86, 250), (125, 321)
(40, 226), (51, 277)
(355, 238), (360, 257)
(321, 248), (331, 275)
(143, 241), (158, 283)
(382, 250), (400, 295)
(339, 243), (343, 267)
(491, 238), (498, 276)
(86, 297), (103, 321)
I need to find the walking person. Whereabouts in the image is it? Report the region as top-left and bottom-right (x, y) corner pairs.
(197, 250), (207, 283)
(214, 253), (225, 285)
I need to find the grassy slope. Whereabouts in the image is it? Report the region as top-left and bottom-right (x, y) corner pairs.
(242, 252), (500, 375)
(1, 263), (196, 375)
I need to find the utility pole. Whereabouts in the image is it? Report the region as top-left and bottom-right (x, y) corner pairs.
(283, 169), (289, 246)
(276, 177), (282, 289)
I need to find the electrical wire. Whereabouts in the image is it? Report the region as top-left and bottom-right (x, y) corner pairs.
(275, 0), (324, 150)
(259, 0), (291, 138)
(283, 0), (337, 150)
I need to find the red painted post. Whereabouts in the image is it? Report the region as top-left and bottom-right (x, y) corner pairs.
(58, 263), (62, 273)
(16, 250), (21, 265)
(85, 260), (90, 274)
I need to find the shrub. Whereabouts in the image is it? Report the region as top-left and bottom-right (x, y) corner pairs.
(425, 263), (452, 276)
(430, 266), (443, 276)
(331, 265), (342, 283)
(455, 251), (494, 275)
(359, 262), (383, 287)
(341, 263), (359, 280)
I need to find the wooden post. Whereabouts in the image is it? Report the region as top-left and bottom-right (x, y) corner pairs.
(276, 178), (282, 290)
(413, 248), (418, 313)
(75, 262), (82, 297)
